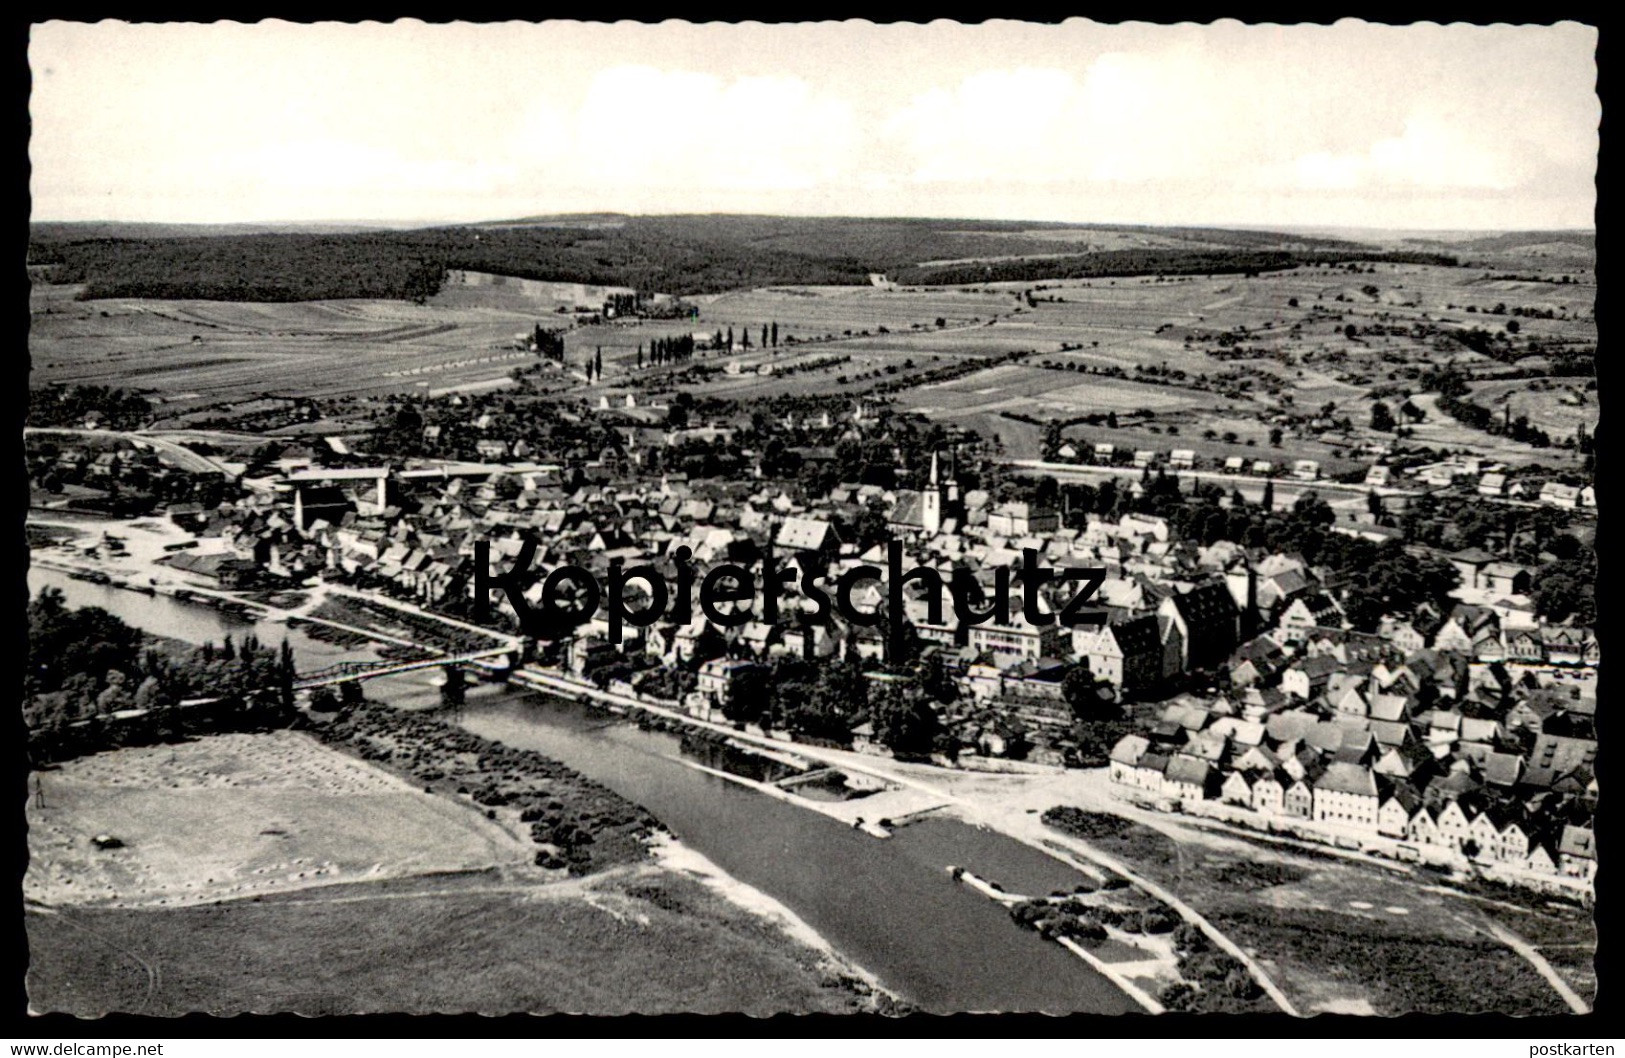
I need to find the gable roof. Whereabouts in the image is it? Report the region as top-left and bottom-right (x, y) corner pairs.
(1110, 734), (1151, 766)
(1559, 825), (1595, 861)
(1109, 613), (1163, 657)
(1315, 761), (1379, 797)
(1169, 580), (1240, 626)
(775, 517), (836, 552)
(1165, 756), (1214, 786)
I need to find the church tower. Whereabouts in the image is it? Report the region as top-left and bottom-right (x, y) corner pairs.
(922, 451), (944, 536)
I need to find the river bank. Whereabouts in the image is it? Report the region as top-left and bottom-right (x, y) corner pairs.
(24, 719), (894, 1015)
(26, 860), (891, 1016)
(25, 563), (902, 1015)
(25, 559), (1142, 1013)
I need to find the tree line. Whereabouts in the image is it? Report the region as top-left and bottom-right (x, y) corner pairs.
(30, 218), (1452, 305)
(25, 587), (299, 762)
(29, 384), (153, 430)
(893, 249), (1460, 287)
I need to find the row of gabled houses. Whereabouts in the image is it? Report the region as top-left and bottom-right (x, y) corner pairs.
(1108, 683), (1597, 884)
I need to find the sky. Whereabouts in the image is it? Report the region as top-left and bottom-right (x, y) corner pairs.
(29, 19), (1598, 231)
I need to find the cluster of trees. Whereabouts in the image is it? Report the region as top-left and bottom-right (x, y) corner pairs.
(1398, 489), (1581, 562)
(603, 292), (641, 316)
(640, 333), (697, 368)
(35, 233), (446, 302)
(1438, 395), (1554, 449)
(25, 587), (297, 761)
(31, 217), (930, 300)
(1421, 365), (1569, 448)
(28, 384), (152, 430)
(769, 353), (851, 380)
(716, 650), (962, 758)
(896, 249), (1458, 287)
(862, 348), (1035, 399)
(1532, 546), (1597, 625)
(26, 441), (228, 512)
(1447, 325), (1596, 377)
(531, 323), (566, 361)
(720, 654), (870, 743)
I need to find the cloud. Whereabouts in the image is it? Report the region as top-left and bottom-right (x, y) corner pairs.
(883, 50), (1243, 186)
(1283, 115), (1519, 192)
(513, 66), (860, 192)
(26, 22), (1597, 228)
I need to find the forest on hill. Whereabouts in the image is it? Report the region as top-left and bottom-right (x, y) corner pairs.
(892, 248), (1460, 285)
(29, 214), (1437, 303)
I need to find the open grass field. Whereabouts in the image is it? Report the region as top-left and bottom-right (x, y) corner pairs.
(1400, 394), (1585, 467)
(24, 729), (885, 1016)
(908, 364), (1210, 418)
(25, 731), (533, 909)
(25, 863), (878, 1016)
(1469, 377), (1599, 438)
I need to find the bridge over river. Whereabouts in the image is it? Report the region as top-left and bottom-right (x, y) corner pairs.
(294, 646), (515, 690)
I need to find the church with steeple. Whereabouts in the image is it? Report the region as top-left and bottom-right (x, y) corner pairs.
(891, 448), (962, 537)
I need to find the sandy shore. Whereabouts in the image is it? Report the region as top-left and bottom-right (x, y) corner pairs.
(649, 831), (899, 1008)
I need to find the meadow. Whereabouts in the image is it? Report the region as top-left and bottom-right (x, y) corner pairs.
(24, 729), (882, 1016)
(25, 865), (877, 1016)
(24, 730), (533, 909)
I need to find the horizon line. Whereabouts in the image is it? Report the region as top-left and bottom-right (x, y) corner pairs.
(27, 211), (1600, 236)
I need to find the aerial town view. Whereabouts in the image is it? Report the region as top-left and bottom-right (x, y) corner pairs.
(22, 20), (1597, 1022)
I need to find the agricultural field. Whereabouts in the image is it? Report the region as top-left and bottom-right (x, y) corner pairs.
(30, 225), (1594, 476)
(29, 281), (548, 414)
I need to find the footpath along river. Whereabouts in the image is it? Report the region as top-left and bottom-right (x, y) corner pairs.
(28, 566), (1138, 1014)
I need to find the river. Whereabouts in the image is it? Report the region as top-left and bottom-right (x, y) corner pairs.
(27, 565), (1137, 1014)
(28, 566), (384, 668)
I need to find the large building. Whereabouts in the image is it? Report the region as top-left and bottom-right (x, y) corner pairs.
(986, 500), (1059, 537)
(1072, 613), (1163, 695)
(968, 618), (1067, 661)
(1157, 580), (1242, 672)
